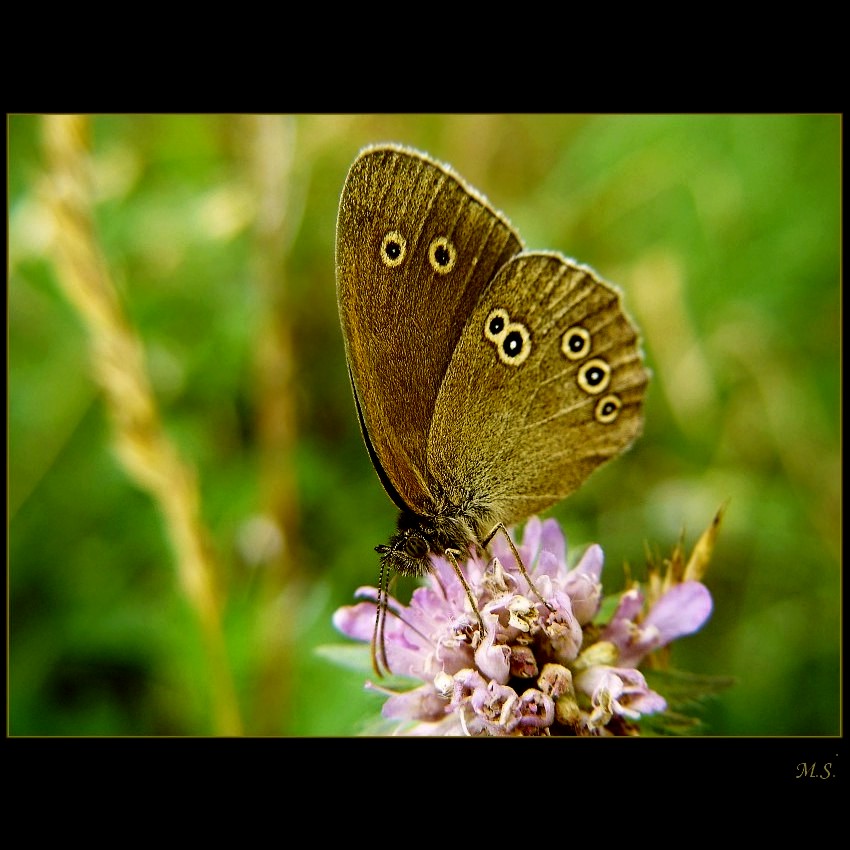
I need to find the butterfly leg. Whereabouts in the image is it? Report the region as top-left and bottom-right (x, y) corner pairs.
(445, 548), (487, 638)
(480, 522), (555, 612)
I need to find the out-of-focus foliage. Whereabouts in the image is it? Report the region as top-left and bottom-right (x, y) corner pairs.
(8, 114), (840, 736)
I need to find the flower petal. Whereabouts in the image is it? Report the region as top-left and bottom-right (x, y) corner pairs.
(570, 543), (604, 583)
(535, 550), (561, 581)
(644, 581), (713, 643)
(519, 515), (543, 566)
(539, 518), (567, 565)
(474, 613), (511, 683)
(381, 684), (447, 721)
(332, 601), (377, 643)
(562, 547), (604, 624)
(517, 688), (555, 730)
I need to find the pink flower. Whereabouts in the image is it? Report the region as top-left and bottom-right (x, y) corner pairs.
(575, 666), (668, 733)
(331, 517), (715, 736)
(602, 581), (713, 668)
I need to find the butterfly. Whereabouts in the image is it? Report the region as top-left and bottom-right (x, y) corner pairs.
(335, 144), (648, 674)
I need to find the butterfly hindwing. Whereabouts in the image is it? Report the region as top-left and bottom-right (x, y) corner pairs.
(426, 252), (649, 531)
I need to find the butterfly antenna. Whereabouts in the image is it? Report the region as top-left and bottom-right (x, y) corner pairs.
(371, 555), (391, 677)
(481, 522), (555, 612)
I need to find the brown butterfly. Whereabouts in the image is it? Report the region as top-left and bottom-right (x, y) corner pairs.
(336, 144), (648, 674)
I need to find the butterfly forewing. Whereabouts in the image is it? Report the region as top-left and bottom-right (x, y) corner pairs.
(426, 252), (649, 530)
(336, 145), (522, 514)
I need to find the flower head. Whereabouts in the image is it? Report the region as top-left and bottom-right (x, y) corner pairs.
(332, 515), (716, 736)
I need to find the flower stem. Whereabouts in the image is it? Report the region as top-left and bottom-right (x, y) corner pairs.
(41, 114), (243, 737)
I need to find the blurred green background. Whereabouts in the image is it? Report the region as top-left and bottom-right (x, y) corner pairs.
(8, 114), (840, 736)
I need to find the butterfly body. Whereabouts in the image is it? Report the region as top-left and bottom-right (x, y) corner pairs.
(375, 510), (481, 579)
(336, 144), (648, 615)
